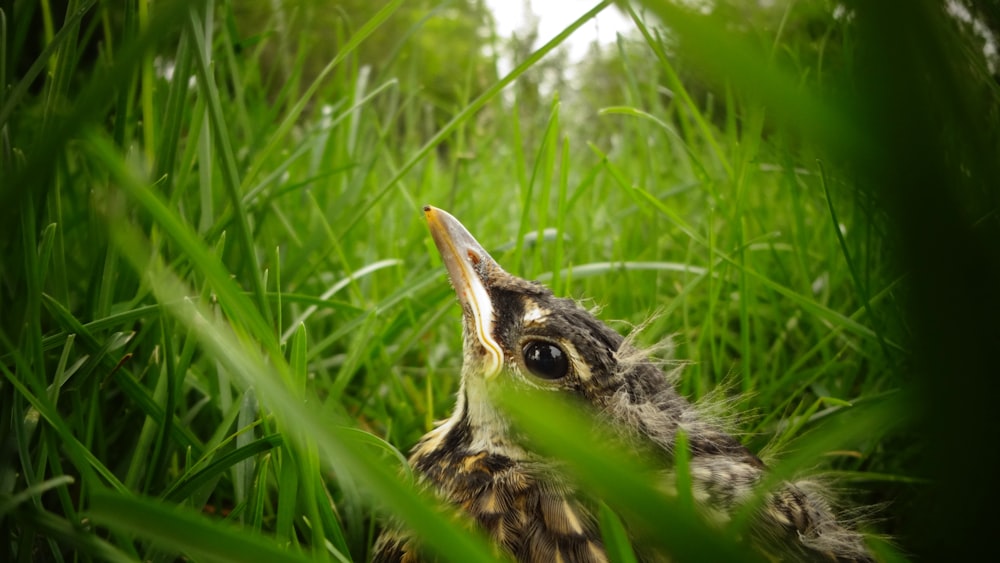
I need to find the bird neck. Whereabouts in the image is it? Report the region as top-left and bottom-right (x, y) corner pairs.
(456, 371), (528, 457)
(409, 369), (529, 469)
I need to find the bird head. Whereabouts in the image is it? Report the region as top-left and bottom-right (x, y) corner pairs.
(423, 206), (671, 456)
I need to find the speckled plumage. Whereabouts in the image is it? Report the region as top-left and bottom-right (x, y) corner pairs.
(372, 207), (874, 563)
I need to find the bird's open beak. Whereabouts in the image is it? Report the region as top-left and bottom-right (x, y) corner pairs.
(424, 205), (504, 378)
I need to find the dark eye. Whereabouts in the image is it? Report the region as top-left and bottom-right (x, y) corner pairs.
(522, 341), (569, 380)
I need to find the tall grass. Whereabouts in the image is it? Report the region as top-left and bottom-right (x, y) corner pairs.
(1, 0), (996, 561)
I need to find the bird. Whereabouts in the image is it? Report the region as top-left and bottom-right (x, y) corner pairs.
(373, 205), (875, 563)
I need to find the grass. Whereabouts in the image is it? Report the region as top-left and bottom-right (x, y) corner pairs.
(2, 0), (997, 561)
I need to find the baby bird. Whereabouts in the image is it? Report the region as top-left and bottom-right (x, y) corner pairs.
(373, 206), (874, 562)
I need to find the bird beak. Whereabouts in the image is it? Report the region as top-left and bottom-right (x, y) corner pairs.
(424, 205), (504, 378)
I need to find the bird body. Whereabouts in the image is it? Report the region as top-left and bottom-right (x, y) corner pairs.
(373, 206), (874, 563)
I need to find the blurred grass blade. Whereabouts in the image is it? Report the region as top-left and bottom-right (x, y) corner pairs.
(497, 387), (762, 563)
(93, 132), (500, 561)
(630, 0), (865, 156)
(536, 260), (708, 282)
(730, 394), (911, 535)
(598, 502), (638, 563)
(89, 491), (319, 563)
(0, 476), (74, 517)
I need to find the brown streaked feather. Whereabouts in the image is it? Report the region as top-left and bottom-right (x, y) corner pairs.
(373, 447), (607, 563)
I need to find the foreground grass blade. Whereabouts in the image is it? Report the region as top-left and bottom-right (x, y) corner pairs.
(630, 0), (865, 156)
(497, 388), (762, 563)
(89, 491), (318, 563)
(93, 132), (499, 561)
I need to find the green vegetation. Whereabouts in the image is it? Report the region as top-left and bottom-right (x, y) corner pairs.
(2, 0), (997, 561)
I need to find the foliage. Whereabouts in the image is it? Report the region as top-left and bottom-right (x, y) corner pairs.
(0, 0), (997, 561)
(233, 0), (497, 136)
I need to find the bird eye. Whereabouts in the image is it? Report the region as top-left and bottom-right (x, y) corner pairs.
(522, 341), (569, 380)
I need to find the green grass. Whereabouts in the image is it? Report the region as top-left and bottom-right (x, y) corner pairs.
(2, 0), (998, 561)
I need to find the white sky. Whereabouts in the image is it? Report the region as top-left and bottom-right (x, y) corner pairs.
(484, 0), (634, 62)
